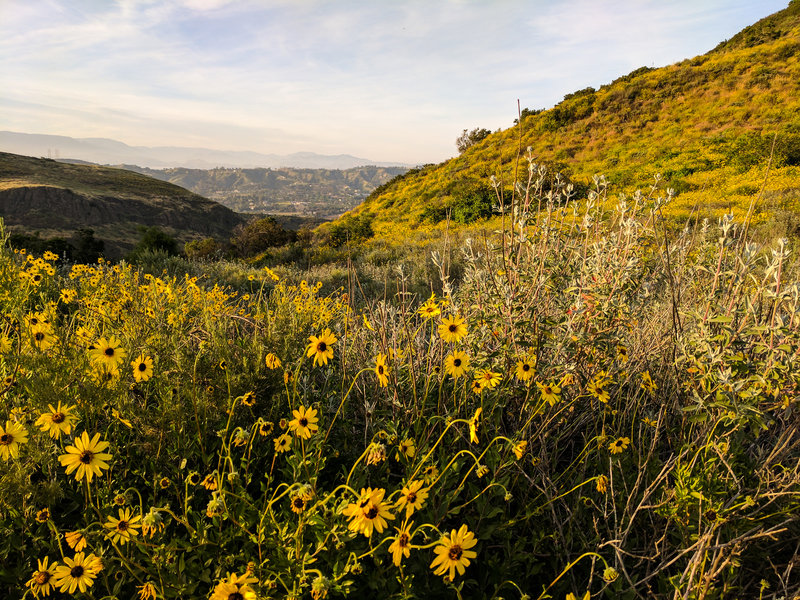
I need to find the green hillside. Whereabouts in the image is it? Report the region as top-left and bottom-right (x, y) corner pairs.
(0, 152), (247, 257)
(342, 1), (800, 240)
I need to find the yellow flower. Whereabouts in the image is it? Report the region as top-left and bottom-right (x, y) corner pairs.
(374, 352), (390, 387)
(438, 315), (468, 343)
(141, 508), (164, 538)
(30, 323), (57, 351)
(288, 405), (319, 439)
(641, 370), (657, 393)
(343, 487), (395, 537)
(274, 433), (292, 453)
(240, 391), (256, 407)
(58, 432), (112, 482)
(0, 420), (29, 460)
(258, 420), (274, 437)
(596, 474), (609, 494)
(475, 369), (501, 390)
(105, 507), (142, 545)
(422, 464), (439, 485)
(430, 524), (478, 580)
(397, 438), (416, 460)
(514, 356), (536, 382)
(389, 521), (414, 566)
(536, 381), (561, 406)
(137, 582), (157, 600)
(588, 372), (612, 404)
(35, 402), (77, 439)
(65, 531), (87, 552)
(26, 556), (58, 598)
(201, 473), (219, 490)
(444, 350), (470, 379)
(36, 508), (50, 523)
(513, 440), (527, 460)
(608, 437), (630, 454)
(306, 328), (337, 367)
(468, 407), (482, 444)
(210, 572), (258, 600)
(396, 480), (429, 519)
(88, 336), (127, 370)
(53, 552), (102, 594)
(418, 298), (441, 319)
(131, 354), (154, 382)
(265, 352), (282, 370)
(366, 442), (387, 465)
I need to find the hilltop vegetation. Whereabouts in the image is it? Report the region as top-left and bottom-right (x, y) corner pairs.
(124, 165), (408, 219)
(0, 152), (246, 257)
(339, 1), (800, 240)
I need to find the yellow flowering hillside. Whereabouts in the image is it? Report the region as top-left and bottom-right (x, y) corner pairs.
(333, 1), (800, 240)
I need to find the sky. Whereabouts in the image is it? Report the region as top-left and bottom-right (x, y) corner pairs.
(0, 0), (789, 164)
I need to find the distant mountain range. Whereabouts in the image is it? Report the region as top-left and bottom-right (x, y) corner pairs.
(0, 131), (411, 170)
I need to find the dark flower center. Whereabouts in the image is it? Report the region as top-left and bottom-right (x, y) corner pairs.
(544, 386), (552, 394)
(453, 359), (461, 367)
(406, 492), (417, 504)
(299, 417), (308, 427)
(35, 571), (51, 584)
(448, 324), (457, 333)
(448, 544), (463, 561)
(52, 412), (65, 423)
(79, 450), (94, 464)
(522, 364), (530, 371)
(293, 498), (305, 509)
(138, 363), (147, 372)
(117, 521), (129, 532)
(70, 565), (84, 578)
(399, 533), (409, 546)
(0, 433), (11, 444)
(317, 342), (327, 352)
(377, 365), (384, 374)
(366, 506), (379, 519)
(35, 332), (45, 341)
(228, 593), (245, 600)
(104, 347), (115, 357)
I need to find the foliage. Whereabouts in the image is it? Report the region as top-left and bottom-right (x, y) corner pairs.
(231, 217), (296, 257)
(456, 128), (492, 154)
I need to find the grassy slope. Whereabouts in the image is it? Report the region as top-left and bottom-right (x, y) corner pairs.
(344, 1), (800, 240)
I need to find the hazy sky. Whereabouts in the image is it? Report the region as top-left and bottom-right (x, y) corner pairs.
(0, 0), (788, 164)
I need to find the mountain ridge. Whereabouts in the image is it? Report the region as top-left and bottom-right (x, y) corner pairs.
(0, 131), (413, 170)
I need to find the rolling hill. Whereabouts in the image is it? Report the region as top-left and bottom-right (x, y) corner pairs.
(339, 1), (800, 240)
(0, 152), (247, 257)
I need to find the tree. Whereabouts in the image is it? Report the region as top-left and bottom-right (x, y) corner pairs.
(130, 226), (180, 257)
(231, 217), (294, 257)
(456, 128), (491, 154)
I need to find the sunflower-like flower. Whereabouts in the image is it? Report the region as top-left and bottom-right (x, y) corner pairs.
(418, 297), (441, 319)
(444, 350), (470, 379)
(88, 336), (127, 370)
(58, 432), (112, 482)
(65, 531), (87, 552)
(130, 354), (154, 382)
(0, 420), (29, 461)
(588, 371), (612, 404)
(396, 480), (429, 519)
(475, 369), (501, 390)
(536, 381), (561, 406)
(513, 440), (527, 460)
(374, 353), (390, 387)
(438, 315), (468, 343)
(608, 437), (630, 455)
(209, 571), (258, 600)
(53, 552), (103, 594)
(35, 402), (77, 439)
(26, 556), (58, 598)
(397, 438), (416, 460)
(306, 329), (337, 367)
(514, 355), (536, 382)
(264, 352), (282, 370)
(274, 433), (292, 453)
(389, 521), (414, 567)
(343, 487), (395, 537)
(105, 507), (142, 545)
(430, 524), (478, 580)
(288, 405), (319, 439)
(640, 370), (657, 393)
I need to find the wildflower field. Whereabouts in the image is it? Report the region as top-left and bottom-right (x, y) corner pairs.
(1, 162), (799, 600)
